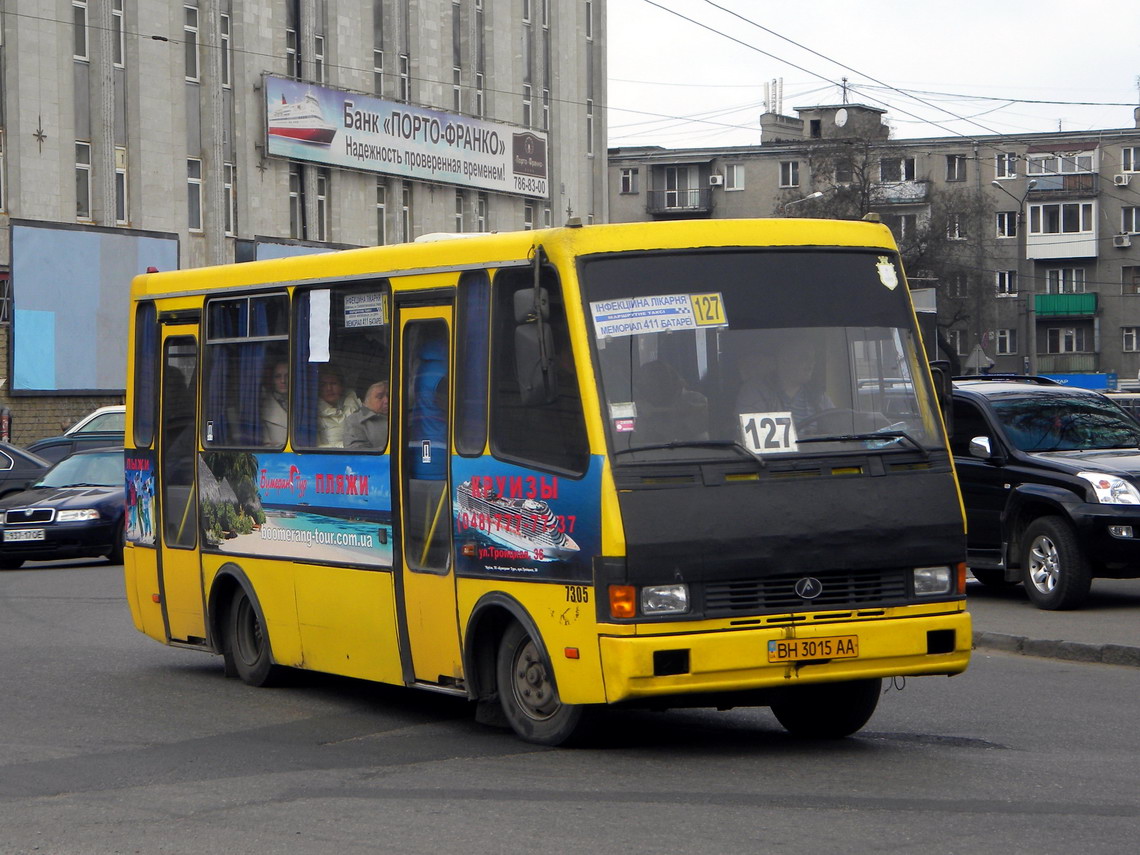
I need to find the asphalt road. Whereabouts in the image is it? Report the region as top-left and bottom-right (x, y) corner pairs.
(1, 559), (1137, 855)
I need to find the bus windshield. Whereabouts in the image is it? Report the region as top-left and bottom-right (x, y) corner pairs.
(581, 248), (944, 460)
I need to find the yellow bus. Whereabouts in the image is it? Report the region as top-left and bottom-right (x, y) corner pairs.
(123, 218), (971, 745)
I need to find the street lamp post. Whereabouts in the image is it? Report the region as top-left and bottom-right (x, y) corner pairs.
(782, 190), (825, 215)
(992, 179), (1037, 374)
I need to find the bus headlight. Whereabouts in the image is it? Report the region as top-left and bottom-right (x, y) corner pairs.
(640, 584), (690, 615)
(913, 566), (952, 596)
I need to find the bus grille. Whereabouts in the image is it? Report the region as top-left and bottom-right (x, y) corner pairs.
(704, 569), (910, 616)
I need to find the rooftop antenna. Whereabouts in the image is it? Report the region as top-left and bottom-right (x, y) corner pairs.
(841, 76), (849, 104)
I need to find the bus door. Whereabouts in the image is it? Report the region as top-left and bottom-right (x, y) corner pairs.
(394, 304), (463, 687)
(156, 325), (205, 643)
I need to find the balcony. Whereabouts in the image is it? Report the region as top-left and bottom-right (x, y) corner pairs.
(1035, 353), (1099, 373)
(646, 188), (714, 217)
(871, 180), (930, 205)
(1026, 173), (1099, 200)
(1035, 292), (1097, 318)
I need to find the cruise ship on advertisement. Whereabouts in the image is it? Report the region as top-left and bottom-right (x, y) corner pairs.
(457, 480), (580, 560)
(268, 92), (337, 145)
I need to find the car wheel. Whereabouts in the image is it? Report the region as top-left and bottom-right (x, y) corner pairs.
(496, 621), (586, 746)
(108, 520), (125, 565)
(770, 678), (882, 738)
(223, 587), (281, 687)
(1020, 516), (1091, 610)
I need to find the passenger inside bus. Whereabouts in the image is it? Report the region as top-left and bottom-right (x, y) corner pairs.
(260, 361), (289, 446)
(634, 359), (709, 443)
(316, 365), (362, 447)
(736, 329), (834, 427)
(345, 380), (390, 449)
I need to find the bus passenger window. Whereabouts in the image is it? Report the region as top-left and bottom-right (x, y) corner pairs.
(490, 267), (588, 475)
(203, 294), (289, 448)
(294, 283), (391, 451)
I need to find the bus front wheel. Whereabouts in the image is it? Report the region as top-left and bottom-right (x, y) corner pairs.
(770, 678), (882, 738)
(496, 622), (584, 746)
(224, 587), (280, 687)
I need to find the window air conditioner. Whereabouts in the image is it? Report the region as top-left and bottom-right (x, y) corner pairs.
(1114, 174), (1132, 186)
(1113, 233), (1133, 248)
(708, 174), (724, 186)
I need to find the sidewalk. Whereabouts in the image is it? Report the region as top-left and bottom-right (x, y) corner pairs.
(967, 576), (1140, 667)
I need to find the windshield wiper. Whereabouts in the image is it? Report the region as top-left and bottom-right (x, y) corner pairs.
(615, 439), (766, 466)
(798, 430), (929, 459)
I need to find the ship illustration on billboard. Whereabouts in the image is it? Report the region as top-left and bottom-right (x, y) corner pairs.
(456, 479), (579, 561)
(268, 92), (337, 145)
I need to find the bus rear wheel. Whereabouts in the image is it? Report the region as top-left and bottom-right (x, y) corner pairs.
(224, 587), (280, 687)
(770, 678), (882, 738)
(496, 622), (584, 746)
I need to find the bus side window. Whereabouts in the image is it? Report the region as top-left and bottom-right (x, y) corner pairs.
(490, 267), (589, 475)
(294, 283), (391, 451)
(455, 270), (491, 456)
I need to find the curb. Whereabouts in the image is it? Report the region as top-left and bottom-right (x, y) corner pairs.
(973, 631), (1140, 668)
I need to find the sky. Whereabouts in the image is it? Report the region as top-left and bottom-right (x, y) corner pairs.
(606, 0), (1140, 149)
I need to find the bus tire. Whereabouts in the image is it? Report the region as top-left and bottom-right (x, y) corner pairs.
(224, 587), (280, 687)
(496, 621), (584, 746)
(1021, 516), (1091, 610)
(770, 678), (882, 738)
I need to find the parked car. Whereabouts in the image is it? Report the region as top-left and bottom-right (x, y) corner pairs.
(26, 431), (123, 465)
(951, 376), (1140, 609)
(0, 442), (51, 499)
(0, 447), (125, 570)
(64, 405), (125, 435)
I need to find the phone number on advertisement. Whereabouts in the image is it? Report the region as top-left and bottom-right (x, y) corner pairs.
(514, 176), (548, 195)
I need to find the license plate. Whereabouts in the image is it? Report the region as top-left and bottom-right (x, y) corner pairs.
(768, 635), (858, 663)
(4, 528), (46, 542)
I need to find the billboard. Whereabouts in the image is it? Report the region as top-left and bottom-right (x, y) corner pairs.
(264, 76), (549, 199)
(9, 221), (179, 394)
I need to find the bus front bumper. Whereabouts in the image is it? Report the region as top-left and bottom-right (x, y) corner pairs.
(597, 610), (971, 705)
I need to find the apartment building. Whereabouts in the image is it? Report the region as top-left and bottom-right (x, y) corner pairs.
(609, 104), (1140, 387)
(0, 1), (606, 443)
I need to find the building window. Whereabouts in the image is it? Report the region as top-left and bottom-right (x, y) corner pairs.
(115, 147), (129, 225)
(542, 88), (550, 130)
(779, 161), (799, 188)
(523, 202), (535, 230)
(373, 50), (384, 95)
(76, 142), (92, 220)
(289, 167), (302, 238)
(947, 329), (967, 357)
(1124, 327), (1140, 353)
(1029, 202), (1093, 235)
(398, 54), (410, 102)
(945, 154), (966, 182)
(946, 274), (968, 298)
(1125, 266), (1140, 296)
(73, 0), (88, 61)
(522, 83), (532, 127)
(725, 164), (745, 191)
(313, 34), (325, 83)
(834, 159), (854, 184)
(882, 213), (917, 243)
(1028, 153), (1093, 175)
(113, 0), (125, 67)
(455, 190), (465, 232)
(1123, 207), (1139, 234)
(376, 180), (387, 244)
(453, 67), (462, 112)
(184, 6), (200, 82)
(220, 13), (231, 86)
(477, 193), (488, 232)
(947, 213), (967, 240)
(1124, 147), (1139, 173)
(315, 169), (329, 242)
(879, 156), (915, 182)
(401, 182), (412, 242)
(586, 99), (594, 157)
(223, 163), (236, 236)
(286, 29), (298, 79)
(187, 158), (203, 231)
(995, 152), (1017, 179)
(475, 72), (485, 117)
(996, 211), (1017, 238)
(1047, 327), (1089, 354)
(995, 270), (1017, 296)
(996, 328), (1017, 355)
(619, 168), (638, 194)
(0, 131), (6, 212)
(1046, 268), (1086, 294)
(585, 0), (593, 39)
(543, 207), (552, 228)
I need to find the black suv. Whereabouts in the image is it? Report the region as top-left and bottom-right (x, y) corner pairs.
(951, 376), (1140, 609)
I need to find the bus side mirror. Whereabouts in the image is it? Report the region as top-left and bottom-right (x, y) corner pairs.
(514, 287), (558, 405)
(929, 360), (953, 438)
